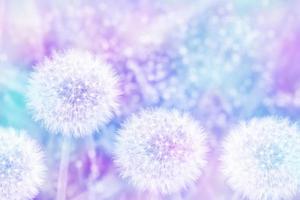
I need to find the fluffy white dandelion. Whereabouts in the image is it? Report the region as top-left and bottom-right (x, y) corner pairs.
(0, 127), (45, 200)
(27, 49), (120, 137)
(115, 109), (208, 194)
(221, 117), (300, 200)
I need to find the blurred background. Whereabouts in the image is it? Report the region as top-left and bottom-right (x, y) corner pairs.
(1, 0), (300, 199)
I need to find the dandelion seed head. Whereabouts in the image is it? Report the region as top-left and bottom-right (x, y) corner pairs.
(221, 117), (300, 200)
(0, 128), (46, 200)
(115, 109), (208, 194)
(27, 49), (120, 137)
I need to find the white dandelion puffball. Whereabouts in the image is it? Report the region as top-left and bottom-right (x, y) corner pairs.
(115, 109), (208, 194)
(221, 117), (300, 200)
(0, 127), (45, 200)
(27, 49), (120, 137)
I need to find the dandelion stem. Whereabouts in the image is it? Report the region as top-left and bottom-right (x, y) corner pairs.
(56, 137), (70, 200)
(87, 135), (99, 180)
(87, 135), (98, 200)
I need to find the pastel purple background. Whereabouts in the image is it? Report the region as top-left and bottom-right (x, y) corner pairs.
(1, 0), (300, 199)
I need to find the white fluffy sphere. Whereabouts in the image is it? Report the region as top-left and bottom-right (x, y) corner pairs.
(27, 49), (120, 137)
(0, 128), (46, 200)
(115, 109), (208, 194)
(221, 117), (300, 200)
